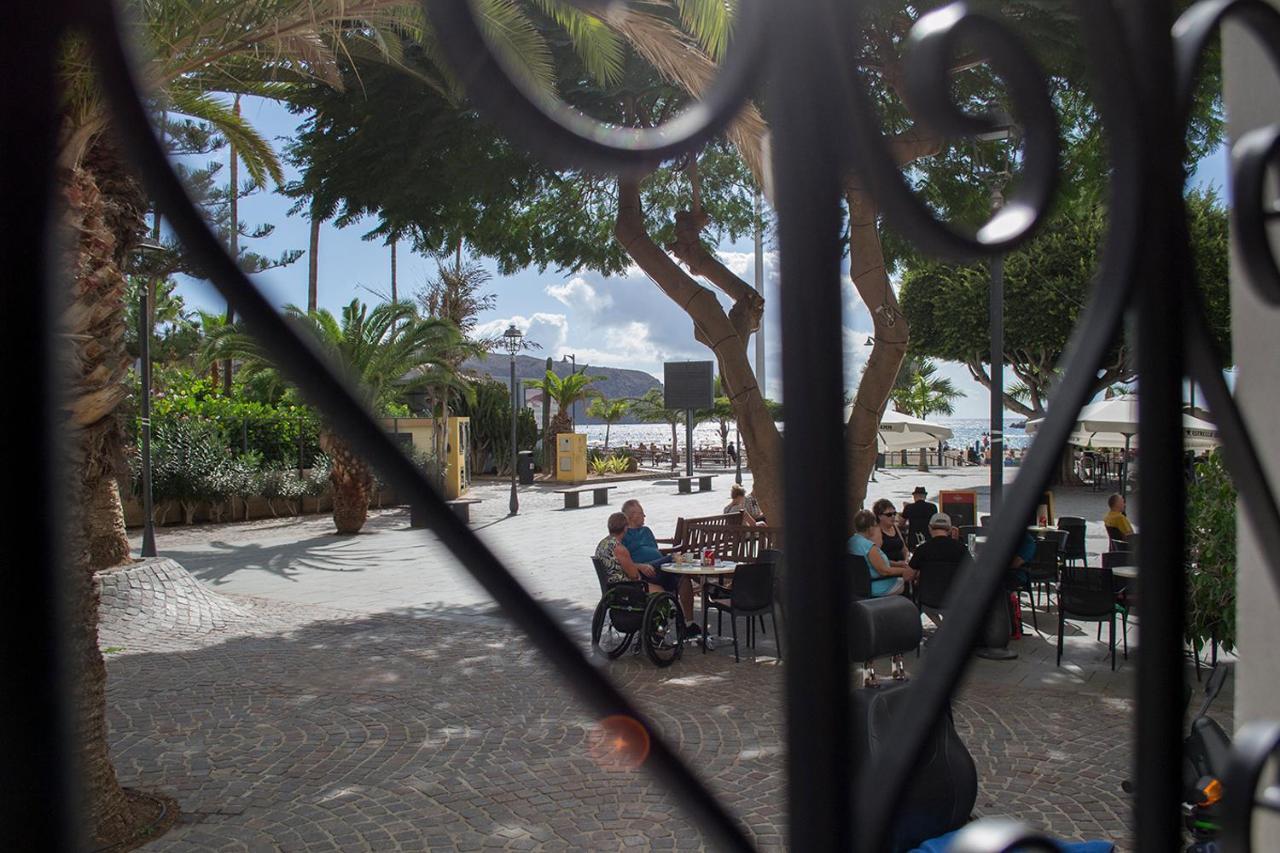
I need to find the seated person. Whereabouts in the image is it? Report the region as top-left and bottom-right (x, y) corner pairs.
(723, 483), (761, 525)
(619, 499), (700, 636)
(595, 512), (647, 587)
(850, 509), (918, 685)
(1103, 493), (1135, 540)
(908, 513), (970, 626)
(872, 498), (911, 568)
(1007, 530), (1038, 592)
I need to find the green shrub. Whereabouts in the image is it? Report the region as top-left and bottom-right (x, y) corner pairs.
(1186, 450), (1237, 654)
(150, 418), (228, 524)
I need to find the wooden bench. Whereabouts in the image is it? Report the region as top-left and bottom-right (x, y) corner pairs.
(447, 498), (482, 523)
(674, 474), (717, 493)
(410, 498), (482, 527)
(555, 484), (617, 509)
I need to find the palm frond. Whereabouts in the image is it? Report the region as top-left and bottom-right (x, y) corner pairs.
(165, 88), (284, 187)
(474, 0), (556, 92)
(530, 0), (626, 84)
(673, 0), (733, 61)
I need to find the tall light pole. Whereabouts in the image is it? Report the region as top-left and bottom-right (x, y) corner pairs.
(976, 117), (1017, 517)
(135, 239), (165, 558)
(503, 325), (524, 515)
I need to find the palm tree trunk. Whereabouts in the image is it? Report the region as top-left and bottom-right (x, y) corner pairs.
(604, 422), (611, 450)
(845, 183), (909, 526)
(223, 96), (240, 395)
(615, 179), (783, 521)
(390, 237), (397, 302)
(64, 161), (141, 843)
(308, 211), (320, 313)
(320, 430), (372, 534)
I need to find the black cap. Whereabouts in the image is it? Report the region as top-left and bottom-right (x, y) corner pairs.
(912, 486), (927, 496)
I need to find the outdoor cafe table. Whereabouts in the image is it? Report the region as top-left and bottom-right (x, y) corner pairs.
(1112, 565), (1138, 580)
(1027, 525), (1057, 538)
(662, 562), (737, 653)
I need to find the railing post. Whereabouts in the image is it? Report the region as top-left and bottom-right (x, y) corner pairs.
(2, 3), (79, 848)
(1129, 3), (1187, 849)
(772, 1), (852, 849)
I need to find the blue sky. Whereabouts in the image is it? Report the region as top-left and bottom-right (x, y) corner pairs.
(172, 97), (1230, 419)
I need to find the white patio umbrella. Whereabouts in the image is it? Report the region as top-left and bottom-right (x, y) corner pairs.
(875, 410), (954, 452)
(1024, 394), (1219, 495)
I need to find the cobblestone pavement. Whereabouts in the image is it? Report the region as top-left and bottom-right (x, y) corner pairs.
(103, 574), (1195, 852)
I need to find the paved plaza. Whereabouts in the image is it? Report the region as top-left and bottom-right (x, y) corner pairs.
(102, 469), (1206, 851)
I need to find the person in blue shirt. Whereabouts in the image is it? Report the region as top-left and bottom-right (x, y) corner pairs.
(849, 509), (918, 685)
(618, 499), (699, 636)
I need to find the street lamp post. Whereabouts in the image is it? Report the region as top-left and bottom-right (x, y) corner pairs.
(135, 238), (165, 558)
(975, 117), (1018, 518)
(503, 325), (524, 515)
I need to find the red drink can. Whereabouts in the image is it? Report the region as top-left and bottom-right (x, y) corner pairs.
(703, 548), (714, 566)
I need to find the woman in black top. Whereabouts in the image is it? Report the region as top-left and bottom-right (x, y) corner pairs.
(872, 498), (910, 567)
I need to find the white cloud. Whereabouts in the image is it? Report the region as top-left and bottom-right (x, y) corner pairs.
(545, 276), (612, 312)
(473, 312), (570, 353)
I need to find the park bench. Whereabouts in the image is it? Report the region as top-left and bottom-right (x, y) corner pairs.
(555, 484), (617, 509)
(409, 497), (482, 527)
(658, 512), (743, 553)
(447, 498), (482, 523)
(674, 473), (717, 493)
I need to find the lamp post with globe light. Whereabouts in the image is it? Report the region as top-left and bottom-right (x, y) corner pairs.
(502, 324), (524, 515)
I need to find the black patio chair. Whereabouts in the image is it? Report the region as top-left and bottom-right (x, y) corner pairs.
(1057, 516), (1088, 567)
(1106, 525), (1130, 552)
(706, 561), (781, 662)
(1022, 539), (1061, 632)
(1100, 551), (1134, 657)
(912, 558), (962, 656)
(1057, 565), (1121, 671)
(846, 552), (873, 601)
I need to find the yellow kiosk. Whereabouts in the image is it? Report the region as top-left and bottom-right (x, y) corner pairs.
(556, 433), (588, 483)
(383, 416), (470, 499)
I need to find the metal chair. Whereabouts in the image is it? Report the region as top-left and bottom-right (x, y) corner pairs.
(706, 561), (781, 662)
(1057, 516), (1088, 567)
(1057, 565), (1121, 671)
(1022, 539), (1061, 632)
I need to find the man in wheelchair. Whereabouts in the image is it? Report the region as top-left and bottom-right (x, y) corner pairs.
(592, 512), (689, 666)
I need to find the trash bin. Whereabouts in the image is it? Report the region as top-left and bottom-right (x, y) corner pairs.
(517, 450), (535, 484)
(875, 452), (886, 470)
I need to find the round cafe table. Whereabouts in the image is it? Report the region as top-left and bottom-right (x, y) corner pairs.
(1112, 565), (1138, 580)
(661, 562), (737, 652)
(1027, 525), (1057, 537)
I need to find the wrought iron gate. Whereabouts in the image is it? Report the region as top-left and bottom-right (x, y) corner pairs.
(7, 0), (1280, 850)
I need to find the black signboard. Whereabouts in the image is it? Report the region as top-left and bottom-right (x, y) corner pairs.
(663, 361), (714, 410)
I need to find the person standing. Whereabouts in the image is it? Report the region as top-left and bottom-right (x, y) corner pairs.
(901, 486), (939, 547)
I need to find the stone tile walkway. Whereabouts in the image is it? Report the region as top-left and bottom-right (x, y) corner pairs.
(102, 567), (1192, 852)
(102, 472), (1213, 850)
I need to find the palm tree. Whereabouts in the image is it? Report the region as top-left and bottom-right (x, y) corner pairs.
(527, 369), (603, 469)
(59, 3), (614, 843)
(631, 388), (686, 470)
(587, 398), (630, 449)
(205, 300), (468, 533)
(891, 356), (965, 471)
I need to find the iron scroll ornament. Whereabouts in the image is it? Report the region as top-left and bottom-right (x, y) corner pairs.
(70, 2), (1280, 853)
(80, 3), (755, 852)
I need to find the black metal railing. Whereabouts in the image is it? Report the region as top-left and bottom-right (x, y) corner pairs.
(9, 0), (1280, 850)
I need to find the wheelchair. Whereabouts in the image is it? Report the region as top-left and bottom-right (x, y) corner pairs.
(590, 560), (685, 667)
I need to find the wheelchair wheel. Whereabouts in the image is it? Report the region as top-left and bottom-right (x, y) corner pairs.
(591, 598), (634, 659)
(642, 592), (685, 667)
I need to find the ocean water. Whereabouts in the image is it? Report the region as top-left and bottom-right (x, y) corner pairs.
(578, 417), (1030, 451)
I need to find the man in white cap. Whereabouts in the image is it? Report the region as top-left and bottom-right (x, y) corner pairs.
(908, 513), (971, 626)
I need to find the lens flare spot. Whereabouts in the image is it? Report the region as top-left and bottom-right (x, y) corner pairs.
(588, 715), (650, 772)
